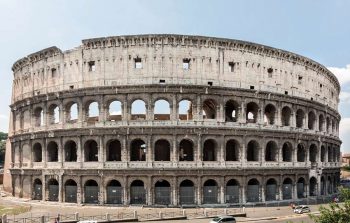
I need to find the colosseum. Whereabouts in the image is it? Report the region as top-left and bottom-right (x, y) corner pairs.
(3, 34), (341, 206)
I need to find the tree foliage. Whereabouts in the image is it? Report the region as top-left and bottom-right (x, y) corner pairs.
(310, 188), (350, 223)
(0, 131), (7, 165)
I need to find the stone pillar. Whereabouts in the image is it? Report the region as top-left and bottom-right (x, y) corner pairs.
(196, 135), (202, 165)
(99, 136), (104, 166)
(172, 176), (177, 206)
(276, 104), (282, 126)
(42, 139), (47, 168)
(147, 135), (152, 166)
(58, 174), (63, 202)
(123, 98), (128, 121)
(78, 136), (83, 167)
(123, 176), (128, 205)
(197, 177), (202, 205)
(41, 175), (46, 201)
(77, 176), (82, 204)
(220, 135), (225, 164)
(147, 176), (152, 205)
(239, 102), (246, 123)
(122, 137), (127, 162)
(196, 95), (202, 121)
(78, 97), (84, 125)
(172, 96), (177, 121)
(172, 135), (177, 164)
(99, 176), (104, 205)
(59, 99), (64, 127)
(219, 102), (224, 122)
(220, 177), (225, 204)
(261, 183), (265, 202)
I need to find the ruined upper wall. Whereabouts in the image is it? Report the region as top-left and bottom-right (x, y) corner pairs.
(10, 34), (340, 110)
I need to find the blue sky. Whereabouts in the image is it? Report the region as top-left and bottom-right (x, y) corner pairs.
(0, 0), (349, 152)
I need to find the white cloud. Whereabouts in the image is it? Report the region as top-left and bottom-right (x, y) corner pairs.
(340, 118), (350, 153)
(328, 64), (350, 87)
(340, 91), (350, 103)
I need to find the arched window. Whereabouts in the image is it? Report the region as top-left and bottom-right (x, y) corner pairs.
(84, 140), (98, 162)
(154, 180), (171, 205)
(33, 143), (42, 162)
(154, 139), (170, 161)
(48, 104), (60, 124)
(47, 179), (59, 201)
(108, 100), (122, 121)
(264, 104), (276, 125)
(297, 144), (305, 162)
(203, 180), (218, 204)
(66, 102), (78, 122)
(131, 100), (146, 120)
(281, 106), (292, 126)
(106, 180), (122, 204)
(130, 180), (146, 204)
(297, 178), (305, 198)
(282, 142), (293, 162)
(309, 144), (318, 162)
(282, 178), (293, 200)
(246, 102), (259, 123)
(179, 180), (195, 205)
(106, 140), (121, 161)
(87, 101), (99, 123)
(319, 114), (325, 132)
(33, 179), (42, 200)
(247, 140), (259, 161)
(84, 180), (99, 204)
(203, 99), (217, 119)
(154, 99), (170, 120)
(34, 107), (44, 127)
(247, 179), (260, 202)
(320, 146), (326, 162)
(64, 140), (77, 162)
(226, 139), (239, 161)
(130, 139), (146, 161)
(179, 139), (193, 161)
(296, 109), (305, 128)
(266, 178), (277, 201)
(64, 179), (77, 203)
(226, 179), (240, 203)
(47, 141), (58, 162)
(326, 117), (331, 133)
(178, 100), (193, 120)
(265, 141), (278, 161)
(225, 100), (239, 122)
(203, 139), (217, 161)
(308, 111), (316, 130)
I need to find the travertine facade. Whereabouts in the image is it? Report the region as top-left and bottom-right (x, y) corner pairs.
(4, 34), (341, 206)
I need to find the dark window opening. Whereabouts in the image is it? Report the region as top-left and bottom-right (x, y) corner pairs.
(203, 139), (216, 161)
(247, 140), (259, 161)
(154, 139), (170, 161)
(265, 141), (278, 161)
(64, 140), (77, 162)
(183, 58), (190, 70)
(88, 61), (96, 72)
(179, 139), (194, 161)
(226, 140), (239, 161)
(246, 102), (259, 123)
(47, 141), (58, 162)
(297, 144), (305, 162)
(106, 140), (121, 161)
(134, 58), (142, 69)
(225, 100), (239, 122)
(84, 140), (98, 162)
(250, 85), (255, 90)
(203, 99), (217, 119)
(51, 68), (57, 77)
(264, 104), (276, 125)
(131, 139), (146, 161)
(228, 62), (235, 72)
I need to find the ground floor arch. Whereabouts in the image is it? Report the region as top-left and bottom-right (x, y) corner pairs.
(106, 180), (122, 204)
(179, 180), (195, 205)
(130, 180), (146, 204)
(154, 180), (171, 205)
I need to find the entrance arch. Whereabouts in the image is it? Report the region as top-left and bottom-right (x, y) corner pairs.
(203, 179), (218, 204)
(106, 180), (122, 204)
(130, 180), (146, 204)
(179, 180), (195, 205)
(154, 180), (171, 205)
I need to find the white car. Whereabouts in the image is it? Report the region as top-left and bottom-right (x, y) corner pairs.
(293, 205), (311, 214)
(210, 216), (236, 223)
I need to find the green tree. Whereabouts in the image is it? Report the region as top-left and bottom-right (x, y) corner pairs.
(0, 131), (7, 165)
(310, 188), (350, 223)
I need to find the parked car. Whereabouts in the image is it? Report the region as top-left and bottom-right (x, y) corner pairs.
(210, 216), (236, 223)
(293, 205), (311, 214)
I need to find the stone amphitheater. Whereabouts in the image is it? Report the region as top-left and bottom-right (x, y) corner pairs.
(3, 34), (341, 206)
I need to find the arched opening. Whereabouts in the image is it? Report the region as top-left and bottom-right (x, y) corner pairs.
(264, 104), (276, 125)
(84, 180), (99, 204)
(34, 107), (44, 127)
(282, 142), (293, 162)
(202, 99), (217, 119)
(319, 114), (325, 132)
(47, 141), (58, 162)
(33, 179), (42, 200)
(154, 139), (170, 161)
(108, 100), (122, 121)
(179, 139), (193, 161)
(65, 179), (77, 203)
(86, 101), (99, 123)
(106, 140), (121, 161)
(309, 144), (318, 162)
(33, 143), (42, 162)
(48, 179), (59, 201)
(247, 140), (259, 161)
(154, 180), (171, 205)
(106, 180), (122, 204)
(226, 139), (239, 161)
(265, 141), (278, 161)
(226, 179), (239, 203)
(309, 177), (317, 196)
(296, 109), (305, 128)
(297, 144), (305, 162)
(326, 117), (331, 133)
(331, 119), (336, 134)
(327, 176), (332, 195)
(154, 99), (170, 120)
(66, 102), (78, 122)
(131, 99), (146, 120)
(320, 176), (326, 195)
(48, 104), (60, 124)
(84, 140), (98, 162)
(203, 179), (218, 204)
(225, 100), (239, 122)
(265, 178), (277, 201)
(246, 102), (259, 123)
(297, 178), (305, 198)
(179, 180), (195, 205)
(308, 111), (316, 130)
(320, 146), (326, 162)
(328, 146), (333, 162)
(203, 139), (217, 161)
(247, 179), (260, 202)
(178, 100), (193, 120)
(130, 139), (146, 161)
(64, 140), (77, 162)
(282, 178), (293, 200)
(130, 180), (146, 204)
(281, 106), (292, 126)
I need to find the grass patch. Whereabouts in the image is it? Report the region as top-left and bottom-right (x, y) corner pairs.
(0, 205), (30, 215)
(342, 166), (350, 171)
